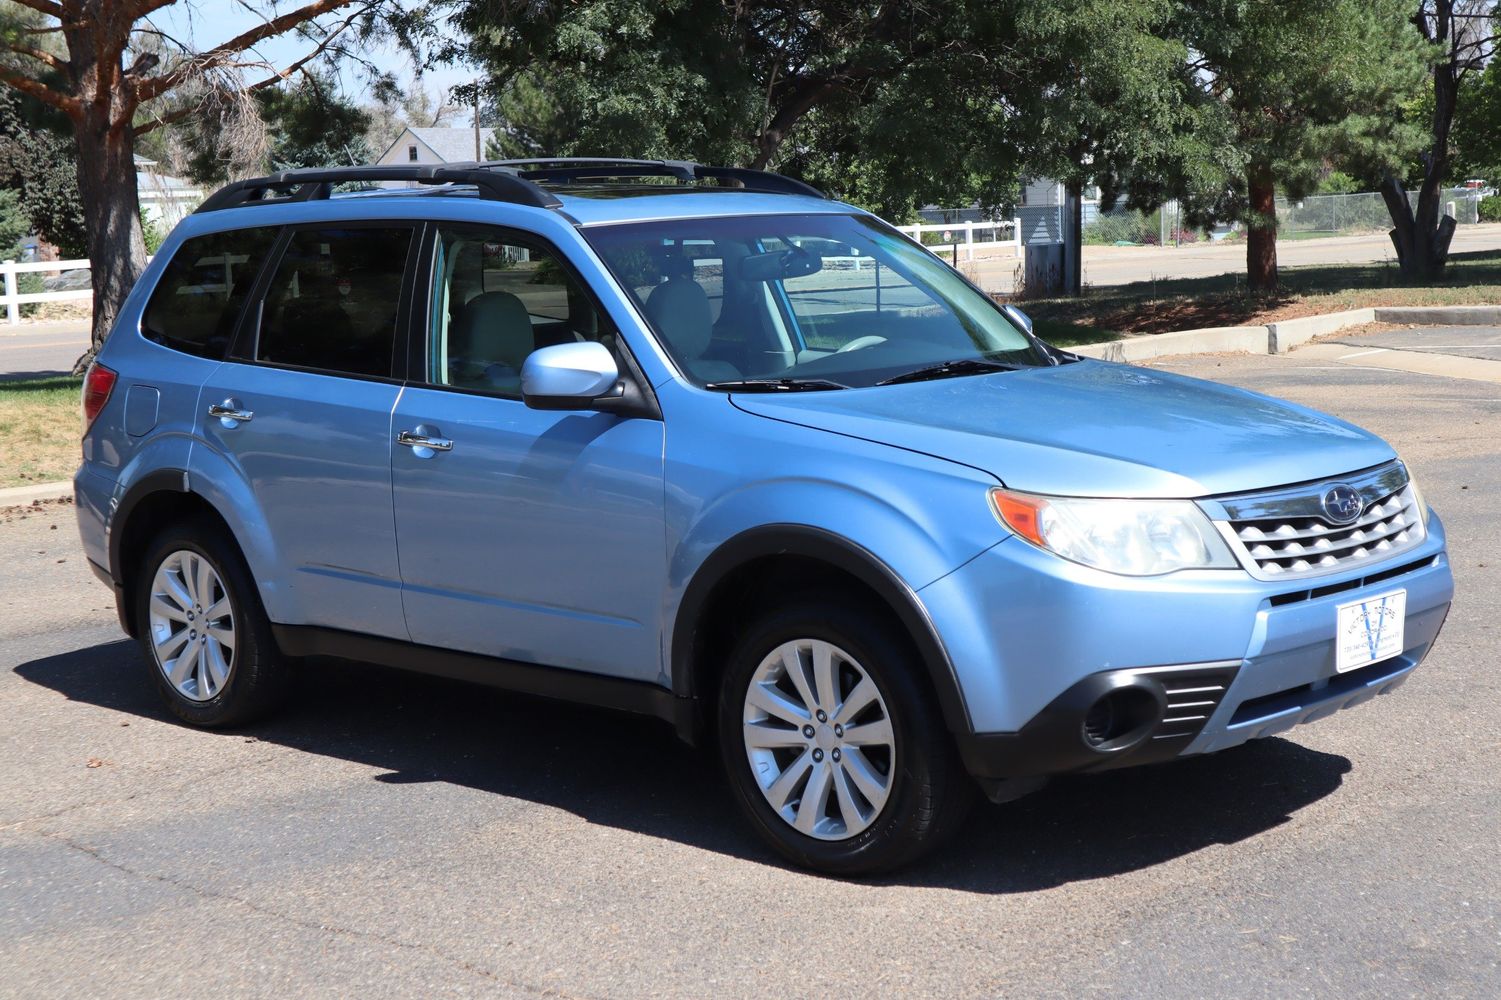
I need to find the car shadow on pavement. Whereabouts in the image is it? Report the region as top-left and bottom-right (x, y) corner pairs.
(17, 638), (1352, 892)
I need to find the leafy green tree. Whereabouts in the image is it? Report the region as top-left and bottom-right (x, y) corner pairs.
(0, 89), (86, 258)
(1164, 0), (1429, 290)
(0, 186), (30, 253)
(454, 0), (1209, 229)
(261, 74), (374, 172)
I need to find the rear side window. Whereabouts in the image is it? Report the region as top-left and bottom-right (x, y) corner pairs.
(255, 226), (413, 378)
(141, 227), (278, 359)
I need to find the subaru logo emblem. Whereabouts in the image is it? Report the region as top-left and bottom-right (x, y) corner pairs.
(1321, 484), (1364, 525)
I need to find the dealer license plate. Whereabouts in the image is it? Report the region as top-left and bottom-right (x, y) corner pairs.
(1335, 589), (1406, 673)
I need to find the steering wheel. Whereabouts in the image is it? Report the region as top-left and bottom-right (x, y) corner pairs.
(835, 335), (888, 354)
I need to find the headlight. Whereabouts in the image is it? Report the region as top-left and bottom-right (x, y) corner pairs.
(990, 488), (1238, 576)
(1400, 460), (1431, 526)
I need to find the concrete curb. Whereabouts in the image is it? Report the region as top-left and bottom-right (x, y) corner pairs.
(1069, 304), (1498, 363)
(0, 481), (73, 507)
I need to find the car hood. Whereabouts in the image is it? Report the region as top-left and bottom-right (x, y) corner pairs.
(729, 360), (1394, 497)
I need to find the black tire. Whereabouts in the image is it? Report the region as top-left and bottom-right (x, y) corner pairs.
(716, 597), (973, 875)
(132, 515), (292, 728)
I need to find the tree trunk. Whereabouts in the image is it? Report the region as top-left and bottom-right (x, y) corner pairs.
(1246, 168), (1278, 292)
(1381, 171), (1457, 283)
(74, 106), (146, 360)
(1380, 2), (1458, 283)
(57, 4), (145, 368)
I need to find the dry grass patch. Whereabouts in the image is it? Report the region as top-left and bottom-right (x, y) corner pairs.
(0, 376), (82, 488)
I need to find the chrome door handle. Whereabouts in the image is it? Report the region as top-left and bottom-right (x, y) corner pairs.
(396, 429), (453, 452)
(208, 400), (254, 424)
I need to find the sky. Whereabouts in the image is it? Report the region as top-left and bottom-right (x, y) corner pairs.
(149, 2), (478, 125)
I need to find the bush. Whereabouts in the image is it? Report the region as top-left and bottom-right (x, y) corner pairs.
(140, 209), (166, 255)
(1480, 196), (1501, 222)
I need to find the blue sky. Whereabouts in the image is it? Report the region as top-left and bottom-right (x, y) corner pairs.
(148, 2), (477, 123)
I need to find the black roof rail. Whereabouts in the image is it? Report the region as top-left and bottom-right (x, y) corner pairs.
(194, 163), (562, 214)
(484, 158), (827, 199)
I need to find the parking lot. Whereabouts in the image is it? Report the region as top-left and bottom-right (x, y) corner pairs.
(3, 344), (1498, 999)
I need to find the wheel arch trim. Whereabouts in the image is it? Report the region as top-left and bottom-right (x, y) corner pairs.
(669, 524), (973, 734)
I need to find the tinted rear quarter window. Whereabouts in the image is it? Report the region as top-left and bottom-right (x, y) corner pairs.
(141, 227), (279, 359)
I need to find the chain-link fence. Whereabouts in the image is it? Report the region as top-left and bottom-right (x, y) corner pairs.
(1078, 189), (1486, 247)
(1278, 189), (1481, 235)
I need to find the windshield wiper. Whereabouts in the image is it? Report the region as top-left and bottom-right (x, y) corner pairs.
(704, 377), (850, 392)
(875, 358), (1022, 386)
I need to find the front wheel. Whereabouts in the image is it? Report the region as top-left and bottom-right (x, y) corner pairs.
(716, 599), (971, 875)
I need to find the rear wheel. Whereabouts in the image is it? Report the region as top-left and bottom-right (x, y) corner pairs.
(134, 517), (291, 727)
(717, 599), (971, 875)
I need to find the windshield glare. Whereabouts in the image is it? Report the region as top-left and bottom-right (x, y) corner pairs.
(584, 213), (1050, 389)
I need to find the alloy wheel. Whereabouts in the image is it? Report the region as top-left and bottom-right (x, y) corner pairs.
(741, 638), (896, 840)
(147, 549), (236, 702)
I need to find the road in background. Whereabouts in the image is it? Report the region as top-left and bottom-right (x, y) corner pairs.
(2, 343), (1497, 998)
(0, 322), (90, 380)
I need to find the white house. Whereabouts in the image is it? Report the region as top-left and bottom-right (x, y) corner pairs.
(375, 126), (497, 169)
(135, 155), (204, 228)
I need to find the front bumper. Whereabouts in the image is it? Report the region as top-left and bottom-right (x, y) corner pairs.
(929, 512), (1454, 783)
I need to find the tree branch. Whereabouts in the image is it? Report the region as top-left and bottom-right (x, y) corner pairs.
(4, 40), (66, 71)
(7, 0), (62, 17)
(133, 0), (362, 102)
(134, 37), (334, 137)
(0, 63), (79, 115)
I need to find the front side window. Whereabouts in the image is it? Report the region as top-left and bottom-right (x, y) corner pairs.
(585, 213), (1051, 389)
(141, 227), (279, 359)
(425, 225), (610, 396)
(255, 226), (412, 378)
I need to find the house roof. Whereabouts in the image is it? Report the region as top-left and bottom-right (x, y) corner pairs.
(396, 126), (496, 163)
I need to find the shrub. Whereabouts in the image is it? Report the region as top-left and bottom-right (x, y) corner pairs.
(1480, 196), (1501, 222)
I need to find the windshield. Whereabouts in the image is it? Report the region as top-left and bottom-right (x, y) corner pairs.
(583, 213), (1054, 389)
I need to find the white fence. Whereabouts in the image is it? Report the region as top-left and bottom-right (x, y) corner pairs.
(2, 258), (93, 325)
(895, 219), (1021, 259)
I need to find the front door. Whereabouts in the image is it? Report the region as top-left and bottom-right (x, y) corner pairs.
(391, 224), (667, 681)
(196, 222), (417, 639)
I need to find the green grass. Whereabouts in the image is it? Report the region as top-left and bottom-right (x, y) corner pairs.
(0, 376), (82, 489)
(1019, 248), (1501, 339)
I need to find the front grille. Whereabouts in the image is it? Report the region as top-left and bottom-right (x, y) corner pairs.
(1209, 462), (1427, 581)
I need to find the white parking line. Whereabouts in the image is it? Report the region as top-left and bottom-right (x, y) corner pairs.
(1338, 348), (1391, 360)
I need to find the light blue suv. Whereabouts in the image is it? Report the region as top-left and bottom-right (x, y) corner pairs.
(76, 159), (1454, 874)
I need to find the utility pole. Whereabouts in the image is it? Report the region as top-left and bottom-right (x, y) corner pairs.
(474, 77), (482, 161)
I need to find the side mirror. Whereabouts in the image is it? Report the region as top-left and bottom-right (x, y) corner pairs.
(521, 341), (621, 411)
(999, 303), (1034, 336)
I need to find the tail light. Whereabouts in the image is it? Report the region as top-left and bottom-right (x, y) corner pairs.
(81, 361), (117, 431)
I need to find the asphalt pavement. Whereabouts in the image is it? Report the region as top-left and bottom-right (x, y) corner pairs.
(2, 346), (1498, 998)
(0, 322), (91, 380)
(1333, 324), (1501, 362)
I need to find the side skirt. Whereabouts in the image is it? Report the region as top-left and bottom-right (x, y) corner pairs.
(271, 624), (698, 742)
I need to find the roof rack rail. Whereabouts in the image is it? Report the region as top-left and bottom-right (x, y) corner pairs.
(195, 163), (562, 214)
(484, 158), (827, 199)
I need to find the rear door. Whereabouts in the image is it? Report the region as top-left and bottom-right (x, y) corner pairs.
(390, 223), (667, 681)
(195, 222), (419, 639)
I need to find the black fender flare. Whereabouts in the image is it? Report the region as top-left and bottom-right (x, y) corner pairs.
(107, 467), (192, 586)
(670, 524), (974, 735)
